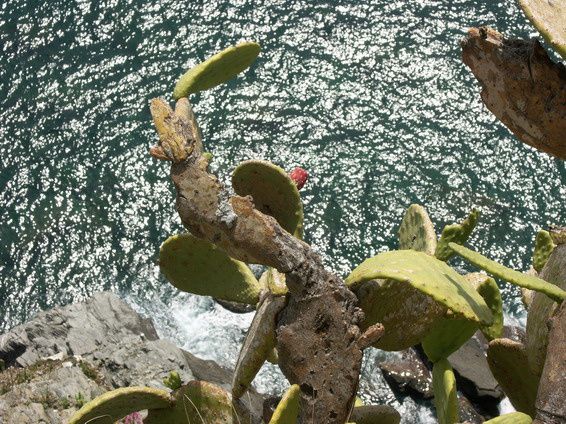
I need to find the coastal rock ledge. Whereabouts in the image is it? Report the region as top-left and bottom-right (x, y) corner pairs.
(0, 292), (264, 423)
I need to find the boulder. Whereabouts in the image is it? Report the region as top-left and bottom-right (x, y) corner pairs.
(379, 347), (434, 399)
(0, 292), (264, 424)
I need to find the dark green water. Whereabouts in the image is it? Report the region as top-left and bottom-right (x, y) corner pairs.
(0, 0), (564, 420)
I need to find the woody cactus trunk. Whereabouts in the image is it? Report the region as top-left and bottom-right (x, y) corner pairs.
(149, 95), (379, 423)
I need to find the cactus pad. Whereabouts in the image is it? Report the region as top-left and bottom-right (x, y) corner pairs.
(518, 0), (566, 59)
(269, 384), (301, 424)
(349, 405), (401, 424)
(346, 250), (493, 324)
(173, 42), (260, 99)
(435, 209), (479, 261)
(432, 358), (459, 424)
(486, 338), (538, 417)
(467, 273), (503, 340)
(449, 242), (566, 302)
(68, 387), (172, 424)
(398, 204), (437, 255)
(532, 230), (555, 272)
(146, 381), (250, 424)
(422, 315), (478, 363)
(159, 233), (261, 305)
(232, 160), (304, 238)
(483, 412), (533, 424)
(526, 244), (566, 378)
(232, 293), (287, 398)
(353, 278), (445, 350)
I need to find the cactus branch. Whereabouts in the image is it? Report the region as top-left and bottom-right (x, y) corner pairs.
(533, 301), (566, 424)
(150, 97), (366, 423)
(461, 27), (566, 160)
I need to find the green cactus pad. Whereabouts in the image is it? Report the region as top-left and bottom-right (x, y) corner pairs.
(449, 242), (566, 302)
(432, 358), (459, 424)
(232, 294), (287, 398)
(68, 387), (172, 424)
(467, 273), (503, 340)
(422, 315), (478, 363)
(423, 273), (503, 361)
(435, 209), (479, 262)
(353, 278), (445, 351)
(349, 405), (401, 424)
(346, 250), (493, 324)
(159, 233), (261, 304)
(532, 230), (555, 272)
(398, 204), (437, 255)
(526, 244), (566, 378)
(486, 338), (538, 417)
(269, 384), (301, 424)
(146, 381), (250, 424)
(232, 160), (304, 238)
(483, 412), (533, 424)
(518, 0), (566, 59)
(173, 42), (260, 99)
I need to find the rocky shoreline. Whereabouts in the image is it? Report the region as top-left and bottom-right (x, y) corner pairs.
(0, 292), (264, 423)
(0, 292), (518, 423)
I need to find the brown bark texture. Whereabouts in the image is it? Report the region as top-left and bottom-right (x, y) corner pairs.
(149, 97), (383, 423)
(533, 301), (566, 424)
(461, 26), (566, 160)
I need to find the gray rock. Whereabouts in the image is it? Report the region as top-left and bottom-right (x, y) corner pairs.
(0, 292), (158, 367)
(0, 292), (264, 424)
(379, 348), (434, 399)
(448, 332), (503, 402)
(457, 394), (485, 423)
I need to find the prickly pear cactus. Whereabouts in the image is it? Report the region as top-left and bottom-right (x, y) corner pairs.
(467, 273), (503, 340)
(159, 233), (262, 304)
(449, 242), (566, 302)
(346, 250), (493, 324)
(232, 160), (304, 238)
(526, 243), (566, 379)
(423, 272), (503, 361)
(269, 384), (301, 424)
(432, 358), (459, 424)
(67, 387), (172, 424)
(173, 42), (261, 99)
(351, 205), (444, 350)
(353, 277), (445, 350)
(349, 405), (401, 424)
(146, 381), (251, 424)
(483, 412), (533, 423)
(435, 209), (479, 261)
(518, 0), (566, 59)
(532, 229), (555, 272)
(422, 314), (478, 363)
(232, 293), (287, 398)
(486, 338), (538, 417)
(398, 204), (437, 255)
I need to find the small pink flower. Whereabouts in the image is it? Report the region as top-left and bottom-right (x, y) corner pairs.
(289, 167), (308, 190)
(123, 412), (143, 424)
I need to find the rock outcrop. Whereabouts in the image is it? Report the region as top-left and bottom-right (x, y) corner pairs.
(0, 292), (264, 423)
